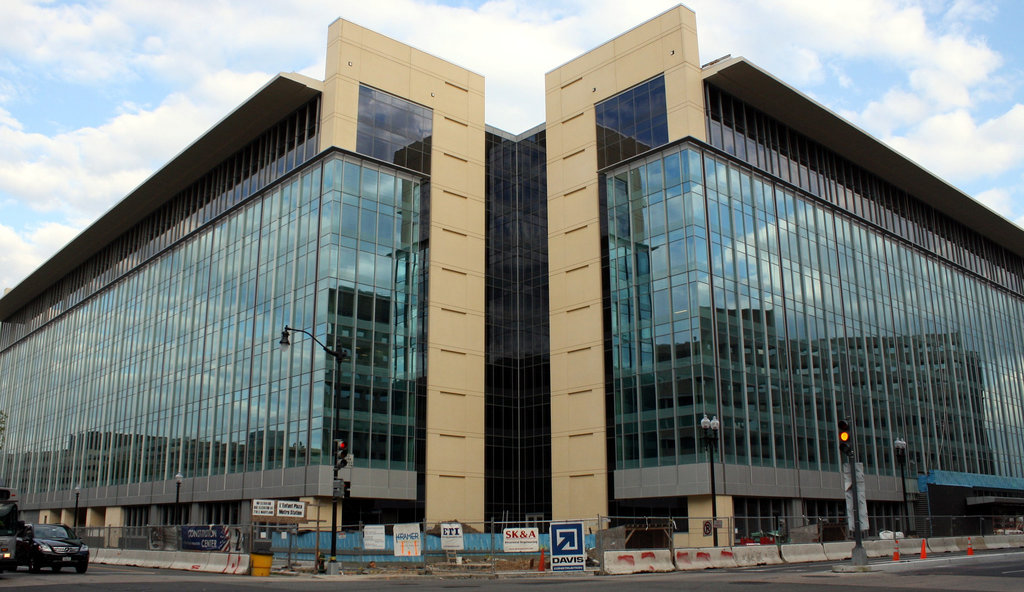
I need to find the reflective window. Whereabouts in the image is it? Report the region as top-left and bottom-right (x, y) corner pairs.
(357, 85), (433, 175)
(605, 141), (1024, 483)
(596, 75), (669, 169)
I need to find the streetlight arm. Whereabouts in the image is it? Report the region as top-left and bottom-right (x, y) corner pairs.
(282, 325), (347, 361)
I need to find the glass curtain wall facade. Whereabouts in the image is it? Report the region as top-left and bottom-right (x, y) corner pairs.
(0, 147), (428, 510)
(0, 98), (322, 345)
(484, 127), (552, 522)
(602, 83), (1024, 512)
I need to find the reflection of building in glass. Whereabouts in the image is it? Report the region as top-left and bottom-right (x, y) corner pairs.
(2, 6), (1024, 533)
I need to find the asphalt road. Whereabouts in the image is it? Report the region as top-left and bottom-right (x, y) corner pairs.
(0, 549), (1021, 591)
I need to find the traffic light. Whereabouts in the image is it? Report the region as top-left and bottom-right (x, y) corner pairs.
(335, 440), (348, 469)
(837, 419), (853, 457)
(343, 481), (351, 499)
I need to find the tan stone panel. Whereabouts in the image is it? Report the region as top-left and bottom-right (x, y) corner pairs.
(559, 148), (598, 193)
(428, 433), (485, 474)
(427, 390), (484, 435)
(431, 228), (484, 274)
(561, 183), (602, 230)
(438, 82), (474, 122)
(558, 76), (598, 119)
(565, 346), (602, 390)
(357, 24), (413, 62)
(431, 308), (485, 352)
(428, 347), (485, 394)
(432, 266), (468, 305)
(551, 304), (602, 349)
(432, 188), (485, 233)
(613, 41), (668, 93)
(614, 10), (676, 55)
(566, 390), (607, 433)
(358, 51), (413, 98)
(561, 221), (600, 267)
(551, 473), (607, 519)
(585, 66), (618, 105)
(431, 153), (480, 199)
(563, 263), (601, 306)
(426, 474), (484, 524)
(559, 111), (594, 155)
(550, 42), (615, 90)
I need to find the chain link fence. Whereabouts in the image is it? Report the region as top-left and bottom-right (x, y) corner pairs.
(77, 512), (1024, 574)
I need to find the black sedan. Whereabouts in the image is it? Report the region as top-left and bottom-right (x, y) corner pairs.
(16, 523), (89, 573)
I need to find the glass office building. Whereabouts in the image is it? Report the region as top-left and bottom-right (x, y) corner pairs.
(1, 6), (1023, 532)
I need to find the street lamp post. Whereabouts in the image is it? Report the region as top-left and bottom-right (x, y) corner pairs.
(280, 325), (347, 575)
(894, 437), (909, 534)
(700, 414), (721, 547)
(73, 485), (81, 529)
(174, 472), (183, 525)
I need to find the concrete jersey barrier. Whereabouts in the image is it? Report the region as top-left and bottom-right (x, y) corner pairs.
(780, 543), (827, 564)
(603, 549), (675, 574)
(731, 545), (782, 566)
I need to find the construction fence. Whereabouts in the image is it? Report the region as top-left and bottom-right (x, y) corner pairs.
(78, 513), (1024, 573)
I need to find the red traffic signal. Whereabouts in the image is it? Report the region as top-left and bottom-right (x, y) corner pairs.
(335, 440), (348, 469)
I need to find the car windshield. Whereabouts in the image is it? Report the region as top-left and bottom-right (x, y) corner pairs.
(34, 525), (75, 539)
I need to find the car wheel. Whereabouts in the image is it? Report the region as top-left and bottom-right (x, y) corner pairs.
(52, 564), (62, 573)
(75, 563), (88, 574)
(28, 555), (42, 573)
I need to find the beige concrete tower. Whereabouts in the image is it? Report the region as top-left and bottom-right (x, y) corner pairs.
(321, 20), (487, 524)
(544, 5), (706, 519)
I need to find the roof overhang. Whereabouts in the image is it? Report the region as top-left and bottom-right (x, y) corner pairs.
(702, 57), (1024, 259)
(0, 73), (323, 321)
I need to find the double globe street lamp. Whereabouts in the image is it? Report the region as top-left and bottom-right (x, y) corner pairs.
(280, 325), (347, 574)
(700, 414), (721, 547)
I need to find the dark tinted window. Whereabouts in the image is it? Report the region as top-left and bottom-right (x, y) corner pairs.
(357, 85), (433, 174)
(596, 75), (668, 169)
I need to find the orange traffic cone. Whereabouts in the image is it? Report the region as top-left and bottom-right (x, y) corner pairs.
(920, 539), (927, 559)
(967, 537), (974, 556)
(539, 548), (545, 572)
(892, 538), (900, 561)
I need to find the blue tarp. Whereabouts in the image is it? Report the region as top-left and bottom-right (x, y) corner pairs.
(267, 531), (597, 563)
(918, 470), (1024, 493)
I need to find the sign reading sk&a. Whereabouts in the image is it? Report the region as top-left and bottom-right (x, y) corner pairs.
(502, 527), (539, 552)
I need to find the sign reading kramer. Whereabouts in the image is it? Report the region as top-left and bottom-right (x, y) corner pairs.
(502, 527), (539, 552)
(549, 522), (585, 571)
(393, 523), (422, 556)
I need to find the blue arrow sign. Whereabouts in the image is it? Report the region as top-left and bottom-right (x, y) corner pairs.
(549, 522), (585, 572)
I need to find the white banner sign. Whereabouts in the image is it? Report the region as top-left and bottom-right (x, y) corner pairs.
(276, 500), (306, 519)
(393, 523), (422, 556)
(251, 499), (275, 517)
(364, 525), (386, 550)
(440, 522), (464, 551)
(503, 527), (539, 552)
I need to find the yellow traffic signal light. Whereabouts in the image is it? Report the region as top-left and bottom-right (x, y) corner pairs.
(837, 420), (853, 457)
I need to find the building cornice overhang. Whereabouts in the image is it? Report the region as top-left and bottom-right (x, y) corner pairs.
(702, 57), (1024, 259)
(0, 73), (323, 320)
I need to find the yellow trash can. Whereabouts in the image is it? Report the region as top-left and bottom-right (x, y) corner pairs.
(250, 553), (273, 576)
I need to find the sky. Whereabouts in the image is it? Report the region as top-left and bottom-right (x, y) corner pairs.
(1, 0), (1023, 292)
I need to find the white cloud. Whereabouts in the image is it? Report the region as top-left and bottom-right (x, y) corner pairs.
(0, 221), (81, 292)
(886, 104), (1024, 183)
